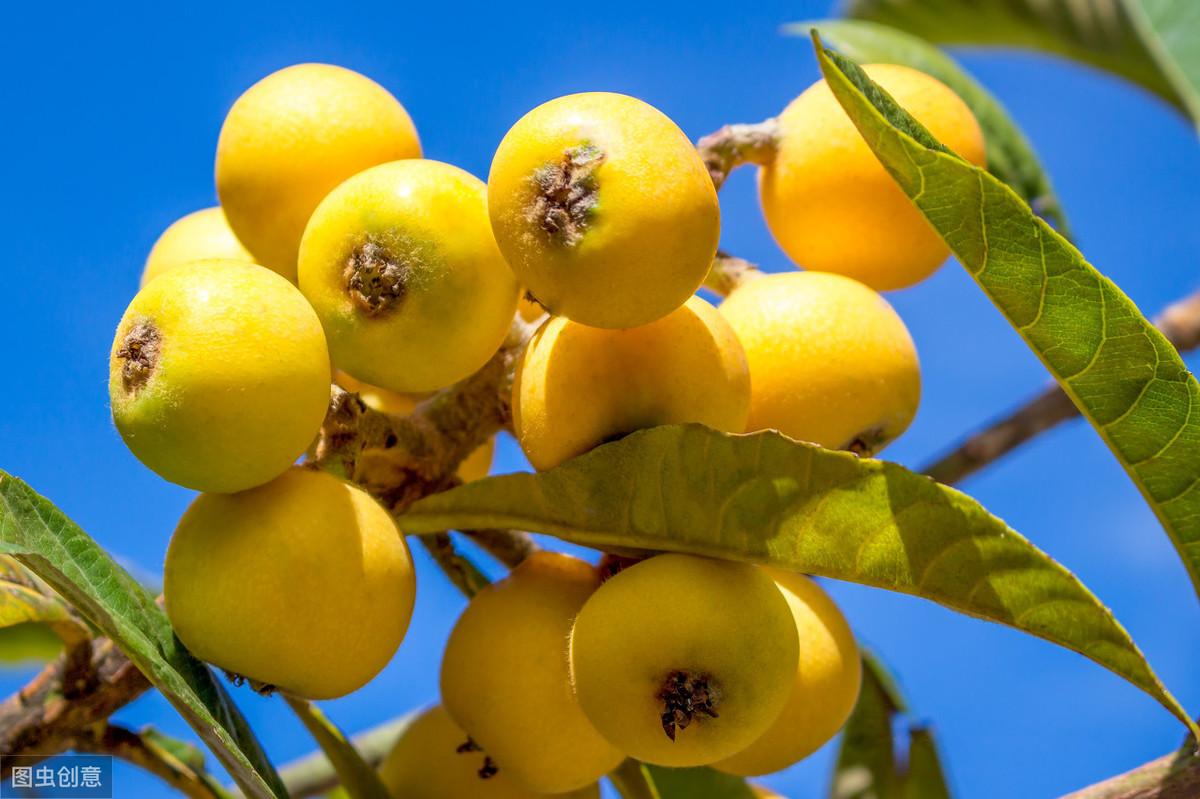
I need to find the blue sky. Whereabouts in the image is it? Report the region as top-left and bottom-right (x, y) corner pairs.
(2, 1), (1199, 797)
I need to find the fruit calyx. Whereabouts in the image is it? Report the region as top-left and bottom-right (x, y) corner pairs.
(529, 143), (605, 247)
(456, 736), (499, 780)
(844, 427), (888, 457)
(657, 670), (721, 741)
(344, 238), (410, 315)
(116, 320), (161, 394)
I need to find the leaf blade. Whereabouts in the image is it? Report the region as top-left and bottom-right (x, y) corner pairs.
(844, 0), (1188, 115)
(811, 33), (1200, 612)
(0, 472), (285, 799)
(284, 696), (391, 799)
(398, 424), (1197, 738)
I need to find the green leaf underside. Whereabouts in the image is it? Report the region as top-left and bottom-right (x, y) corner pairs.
(830, 653), (905, 799)
(399, 425), (1197, 738)
(789, 19), (1070, 235)
(0, 472), (285, 799)
(813, 35), (1200, 612)
(1127, 0), (1200, 126)
(843, 0), (1194, 119)
(284, 696), (390, 799)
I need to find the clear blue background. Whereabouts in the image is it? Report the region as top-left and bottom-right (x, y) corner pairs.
(2, 1), (1198, 797)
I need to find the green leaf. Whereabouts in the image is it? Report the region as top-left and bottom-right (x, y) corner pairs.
(0, 622), (63, 665)
(1126, 0), (1200, 124)
(787, 19), (1069, 235)
(831, 653), (953, 799)
(902, 728), (952, 799)
(0, 556), (75, 629)
(284, 696), (391, 799)
(398, 424), (1198, 738)
(812, 33), (1200, 610)
(843, 0), (1198, 122)
(609, 759), (756, 799)
(830, 653), (905, 799)
(139, 727), (236, 799)
(0, 471), (285, 799)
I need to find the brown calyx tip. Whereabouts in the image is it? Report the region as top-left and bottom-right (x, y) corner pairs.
(844, 427), (888, 457)
(344, 239), (410, 315)
(117, 320), (161, 394)
(528, 143), (605, 247)
(657, 670), (721, 741)
(455, 737), (499, 780)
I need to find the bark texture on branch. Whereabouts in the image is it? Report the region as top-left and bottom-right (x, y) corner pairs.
(0, 638), (149, 768)
(923, 288), (1200, 485)
(696, 118), (779, 190)
(1063, 748), (1200, 799)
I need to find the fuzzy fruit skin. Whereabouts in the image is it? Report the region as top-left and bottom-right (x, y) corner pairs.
(760, 64), (986, 291)
(141, 207), (254, 286)
(715, 572), (862, 776)
(514, 296), (749, 470)
(300, 159), (519, 393)
(216, 63), (421, 280)
(569, 554), (799, 768)
(164, 468), (415, 700)
(334, 371), (495, 482)
(109, 260), (330, 493)
(441, 553), (622, 794)
(719, 271), (920, 455)
(379, 706), (600, 799)
(488, 92), (719, 329)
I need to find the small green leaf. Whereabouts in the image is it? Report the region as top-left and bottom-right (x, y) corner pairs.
(0, 556), (75, 629)
(830, 653), (905, 799)
(843, 0), (1193, 120)
(831, 653), (953, 799)
(610, 759), (756, 799)
(0, 471), (285, 799)
(787, 19), (1069, 235)
(812, 33), (1200, 609)
(284, 696), (391, 799)
(0, 622), (63, 665)
(398, 424), (1197, 738)
(902, 727), (952, 799)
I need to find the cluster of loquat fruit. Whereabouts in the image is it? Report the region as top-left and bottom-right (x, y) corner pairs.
(108, 60), (984, 797)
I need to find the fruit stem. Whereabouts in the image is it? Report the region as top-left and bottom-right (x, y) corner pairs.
(696, 118), (779, 191)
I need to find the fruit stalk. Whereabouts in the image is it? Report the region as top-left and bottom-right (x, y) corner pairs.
(923, 287), (1200, 486)
(695, 118), (779, 190)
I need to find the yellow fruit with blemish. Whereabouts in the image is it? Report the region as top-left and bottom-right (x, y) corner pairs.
(488, 92), (719, 329)
(378, 706), (600, 799)
(334, 371), (495, 482)
(109, 261), (330, 493)
(441, 552), (623, 794)
(216, 63), (421, 280)
(715, 572), (861, 776)
(299, 159), (519, 393)
(760, 64), (986, 290)
(719, 271), (919, 456)
(164, 467), (415, 700)
(513, 296), (749, 470)
(141, 207), (254, 286)
(569, 554), (798, 768)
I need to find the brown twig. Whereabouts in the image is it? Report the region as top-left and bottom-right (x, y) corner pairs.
(462, 529), (539, 568)
(695, 118), (780, 190)
(311, 318), (534, 516)
(923, 288), (1200, 485)
(1061, 748), (1200, 799)
(74, 724), (231, 799)
(0, 638), (149, 769)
